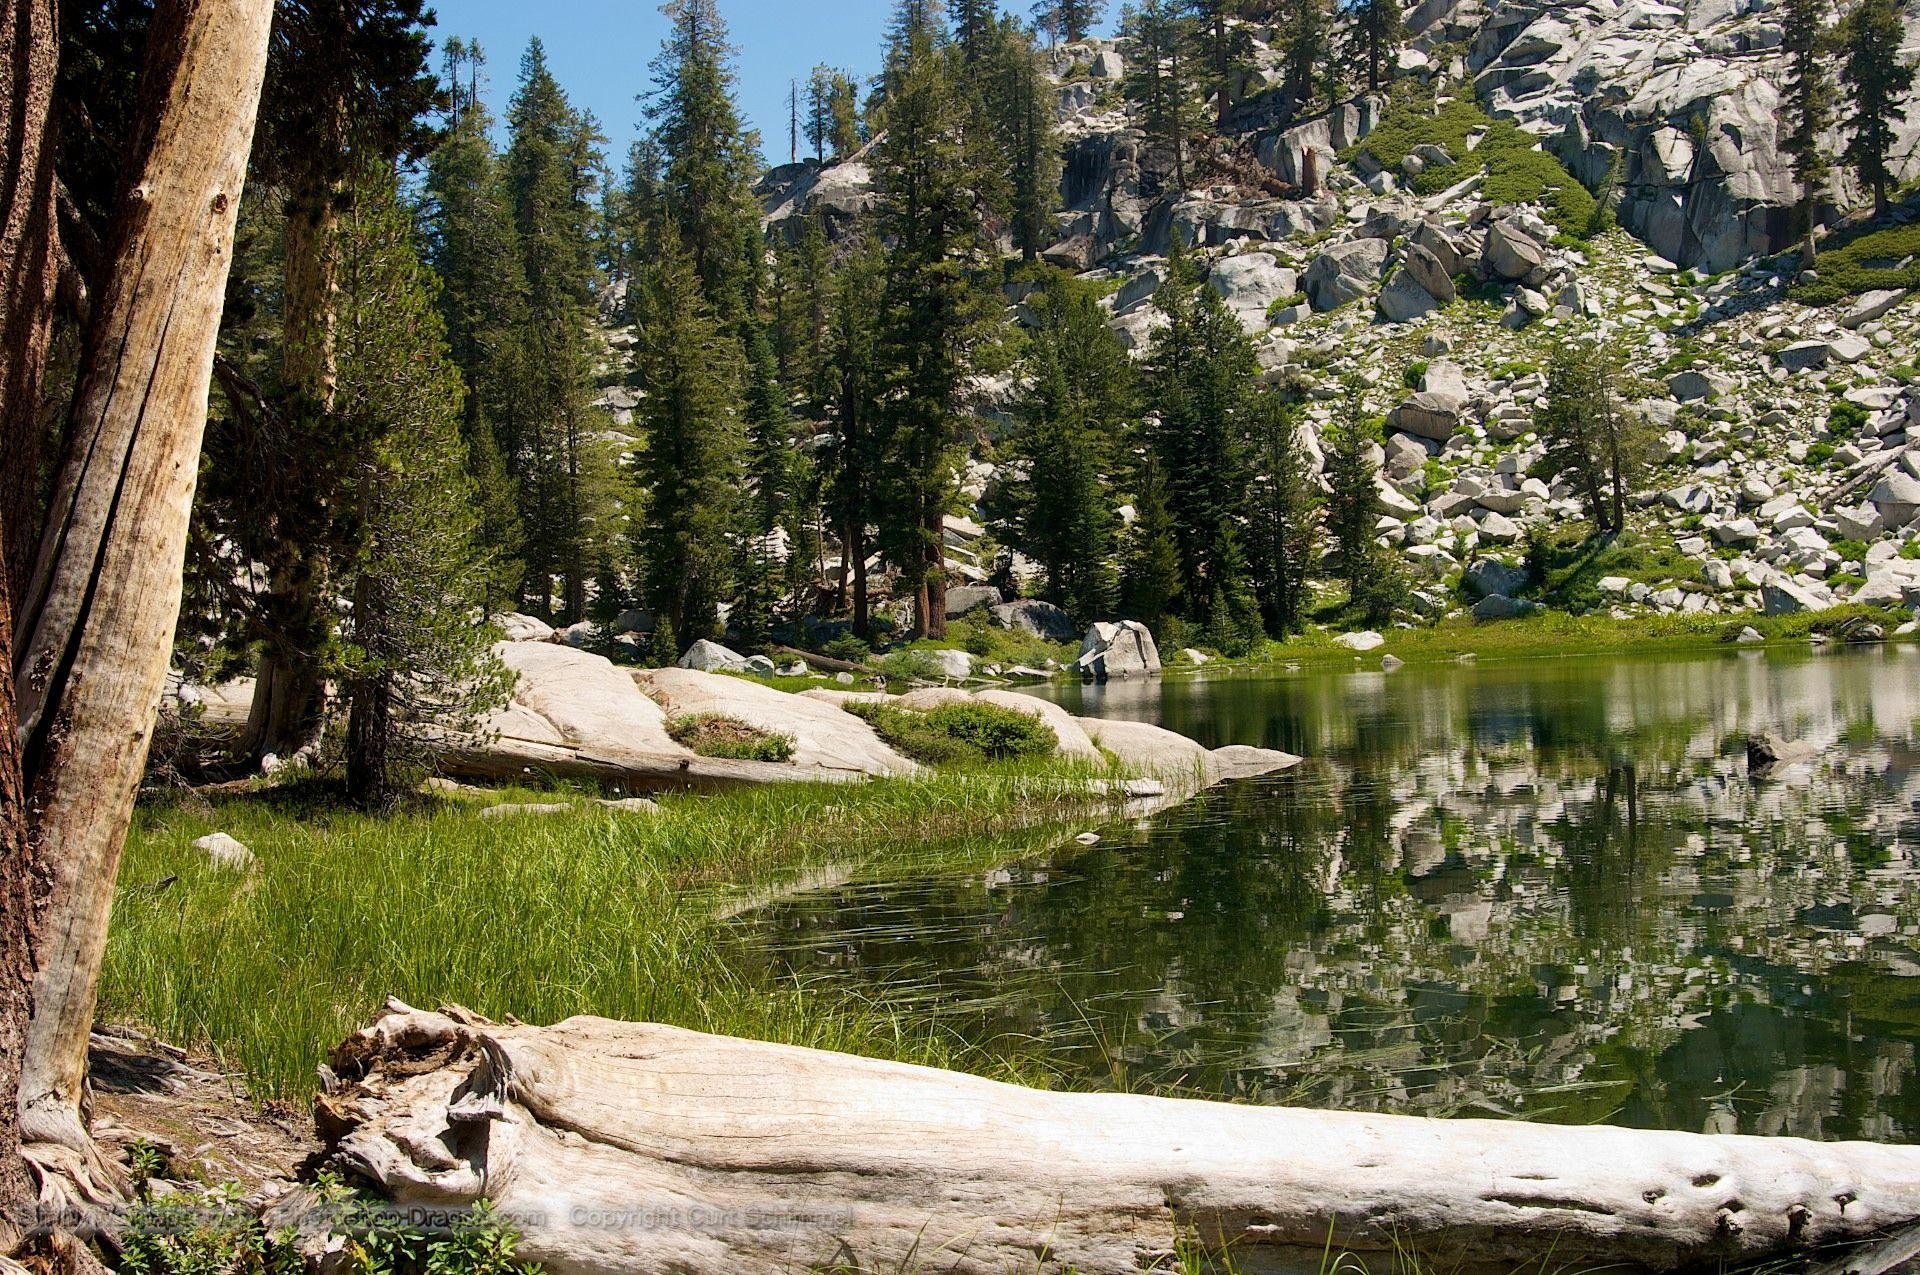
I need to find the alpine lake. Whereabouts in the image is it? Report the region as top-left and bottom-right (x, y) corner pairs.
(727, 645), (1920, 1141)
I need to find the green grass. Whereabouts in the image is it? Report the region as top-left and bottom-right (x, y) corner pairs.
(103, 767), (1125, 1103)
(904, 611), (1076, 669)
(1524, 529), (1703, 614)
(1790, 220), (1920, 305)
(1345, 95), (1598, 238)
(664, 712), (797, 762)
(844, 699), (1060, 765)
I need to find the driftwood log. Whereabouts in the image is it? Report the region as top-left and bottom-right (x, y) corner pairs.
(317, 1003), (1920, 1275)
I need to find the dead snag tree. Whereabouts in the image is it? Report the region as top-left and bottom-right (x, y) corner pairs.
(11, 0), (274, 1217)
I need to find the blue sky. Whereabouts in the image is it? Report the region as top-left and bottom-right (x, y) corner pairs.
(427, 0), (908, 168)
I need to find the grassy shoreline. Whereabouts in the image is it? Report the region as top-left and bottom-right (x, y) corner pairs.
(103, 763), (1126, 1104)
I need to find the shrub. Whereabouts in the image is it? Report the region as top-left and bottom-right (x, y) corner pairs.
(845, 700), (1057, 766)
(1831, 538), (1870, 564)
(665, 713), (796, 763)
(1403, 359), (1430, 389)
(876, 649), (947, 684)
(1830, 399), (1871, 437)
(1789, 222), (1920, 306)
(1807, 441), (1838, 465)
(821, 633), (873, 664)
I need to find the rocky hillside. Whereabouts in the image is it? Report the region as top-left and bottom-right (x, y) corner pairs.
(756, 4), (1920, 635)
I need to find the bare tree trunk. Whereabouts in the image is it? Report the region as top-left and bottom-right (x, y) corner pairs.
(0, 0), (59, 601)
(13, 0), (273, 1214)
(322, 1005), (1920, 1275)
(850, 524), (869, 640)
(0, 0), (59, 1245)
(922, 505), (947, 640)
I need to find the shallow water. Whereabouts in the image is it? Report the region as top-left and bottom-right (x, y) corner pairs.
(733, 647), (1920, 1139)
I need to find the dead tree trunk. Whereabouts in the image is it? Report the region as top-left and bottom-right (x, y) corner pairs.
(12, 0), (273, 1216)
(0, 0), (60, 1244)
(0, 0), (60, 598)
(322, 1005), (1920, 1275)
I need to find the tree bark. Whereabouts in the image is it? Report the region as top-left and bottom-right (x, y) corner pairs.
(238, 150), (344, 766)
(13, 0), (272, 1215)
(0, 1), (60, 1242)
(321, 1004), (1920, 1275)
(0, 0), (60, 601)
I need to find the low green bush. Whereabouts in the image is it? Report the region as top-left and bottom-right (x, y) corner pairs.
(1832, 537), (1870, 564)
(846, 700), (1058, 766)
(1830, 399), (1872, 436)
(1789, 222), (1920, 305)
(665, 713), (796, 763)
(821, 633), (873, 663)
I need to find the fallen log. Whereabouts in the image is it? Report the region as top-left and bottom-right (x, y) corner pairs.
(316, 1003), (1920, 1275)
(435, 738), (868, 793)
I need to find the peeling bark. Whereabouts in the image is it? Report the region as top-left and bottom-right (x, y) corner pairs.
(322, 1003), (1920, 1275)
(13, 0), (273, 1221)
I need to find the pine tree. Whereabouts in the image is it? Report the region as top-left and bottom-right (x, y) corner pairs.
(873, 23), (999, 639)
(829, 71), (864, 156)
(770, 213), (834, 405)
(632, 222), (746, 648)
(824, 233), (890, 637)
(1121, 455), (1182, 626)
(1141, 239), (1259, 623)
(1780, 0), (1835, 260)
(805, 64), (837, 159)
(227, 0), (443, 763)
(334, 172), (511, 808)
(1535, 333), (1653, 536)
(1280, 0), (1337, 113)
(1840, 0), (1916, 221)
(1343, 0), (1404, 93)
(1244, 386), (1316, 637)
(422, 38), (528, 604)
(984, 278), (1132, 623)
(604, 137), (665, 315)
(1322, 391), (1404, 625)
(505, 37), (614, 621)
(980, 16), (1062, 261)
(953, 0), (1000, 61)
(1189, 0), (1255, 129)
(1044, 0), (1108, 42)
(1122, 0), (1199, 192)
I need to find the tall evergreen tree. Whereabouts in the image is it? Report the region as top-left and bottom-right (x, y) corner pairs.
(1343, 0), (1403, 93)
(805, 64), (837, 159)
(1780, 0), (1835, 261)
(1244, 387), (1316, 637)
(505, 36), (613, 621)
(1280, 0), (1337, 114)
(953, 0), (999, 61)
(1839, 0), (1916, 221)
(646, 0), (762, 317)
(824, 233), (890, 637)
(1141, 241), (1259, 623)
(1121, 455), (1182, 626)
(1035, 0), (1107, 42)
(1121, 0), (1199, 191)
(1189, 0), (1255, 129)
(1322, 391), (1404, 625)
(873, 22), (998, 638)
(985, 278), (1132, 623)
(981, 16), (1061, 261)
(334, 172), (510, 808)
(632, 223), (746, 649)
(422, 37), (528, 603)
(227, 0), (443, 764)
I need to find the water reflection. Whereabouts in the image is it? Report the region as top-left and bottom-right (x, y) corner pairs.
(732, 648), (1920, 1140)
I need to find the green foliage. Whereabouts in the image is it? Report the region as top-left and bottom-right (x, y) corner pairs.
(846, 699), (1059, 764)
(1120, 0), (1200, 192)
(631, 222), (745, 648)
(1780, 0), (1836, 242)
(1532, 331), (1656, 535)
(665, 713), (797, 762)
(120, 1187), (300, 1275)
(1524, 525), (1700, 614)
(1121, 456), (1184, 625)
(1348, 97), (1596, 237)
(1322, 388), (1404, 625)
(334, 172), (512, 808)
(876, 648), (949, 683)
(1840, 0), (1918, 216)
(1832, 537), (1870, 564)
(1830, 399), (1872, 436)
(1791, 222), (1920, 304)
(821, 633), (875, 663)
(1244, 389), (1318, 639)
(983, 276), (1130, 625)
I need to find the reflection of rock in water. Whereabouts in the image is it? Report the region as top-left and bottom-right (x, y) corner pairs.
(743, 650), (1920, 1140)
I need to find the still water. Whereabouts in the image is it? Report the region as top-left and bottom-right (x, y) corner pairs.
(733, 648), (1920, 1140)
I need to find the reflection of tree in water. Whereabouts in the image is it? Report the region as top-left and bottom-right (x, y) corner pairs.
(745, 652), (1920, 1140)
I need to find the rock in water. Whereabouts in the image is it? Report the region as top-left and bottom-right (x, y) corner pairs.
(1748, 732), (1821, 774)
(1077, 621), (1161, 679)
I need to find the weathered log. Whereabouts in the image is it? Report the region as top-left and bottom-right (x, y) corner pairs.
(320, 1003), (1920, 1275)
